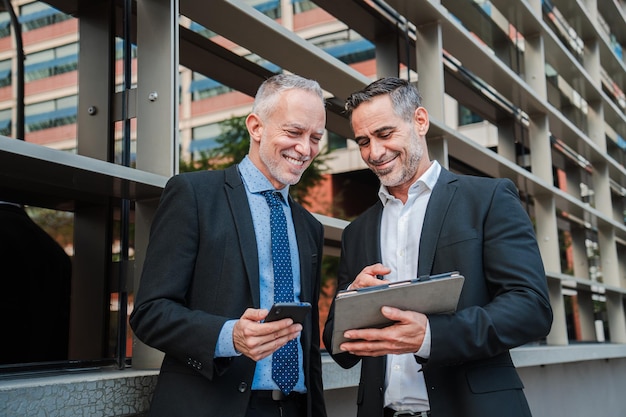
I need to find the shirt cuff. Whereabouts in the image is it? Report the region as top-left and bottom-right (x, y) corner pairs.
(415, 319), (431, 359)
(215, 319), (241, 358)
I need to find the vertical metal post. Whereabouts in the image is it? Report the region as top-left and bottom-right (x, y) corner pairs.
(2, 0), (23, 140)
(116, 0), (133, 370)
(72, 0), (115, 360)
(133, 0), (179, 369)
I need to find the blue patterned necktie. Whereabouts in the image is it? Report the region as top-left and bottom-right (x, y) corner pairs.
(262, 190), (299, 394)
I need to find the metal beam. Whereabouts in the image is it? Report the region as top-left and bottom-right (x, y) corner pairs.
(180, 0), (370, 101)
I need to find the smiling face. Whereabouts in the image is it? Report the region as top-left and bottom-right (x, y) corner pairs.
(247, 88), (326, 189)
(351, 94), (430, 200)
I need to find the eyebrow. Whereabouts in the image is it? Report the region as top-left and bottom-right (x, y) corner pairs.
(354, 125), (395, 142)
(374, 125), (395, 134)
(283, 123), (324, 136)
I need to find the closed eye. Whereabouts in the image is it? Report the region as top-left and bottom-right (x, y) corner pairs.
(377, 128), (394, 139)
(355, 137), (369, 147)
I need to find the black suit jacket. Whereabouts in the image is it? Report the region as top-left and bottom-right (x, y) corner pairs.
(130, 165), (326, 417)
(323, 168), (553, 417)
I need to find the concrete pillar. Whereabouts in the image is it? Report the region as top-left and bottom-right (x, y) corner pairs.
(132, 0), (179, 369)
(524, 32), (547, 101)
(415, 21), (445, 121)
(71, 0), (114, 360)
(529, 114), (552, 183)
(375, 33), (399, 79)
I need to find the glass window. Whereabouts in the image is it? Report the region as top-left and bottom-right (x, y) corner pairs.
(458, 104), (484, 126)
(0, 59), (11, 88)
(115, 38), (138, 61)
(443, 0), (525, 72)
(190, 122), (222, 153)
(190, 73), (233, 101)
(607, 135), (626, 167)
(187, 20), (217, 39)
(0, 10), (10, 38)
(0, 108), (11, 136)
(600, 69), (626, 116)
(293, 0), (317, 14)
(310, 30), (375, 65)
(25, 95), (77, 133)
(244, 0), (281, 19)
(25, 43), (78, 82)
(19, 2), (71, 32)
(542, 0), (584, 61)
(545, 66), (589, 137)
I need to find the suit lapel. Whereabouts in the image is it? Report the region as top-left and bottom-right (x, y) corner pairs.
(224, 165), (261, 307)
(366, 201), (384, 264)
(291, 202), (312, 303)
(418, 168), (458, 276)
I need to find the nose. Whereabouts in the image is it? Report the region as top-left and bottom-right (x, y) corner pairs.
(294, 137), (311, 156)
(368, 138), (385, 160)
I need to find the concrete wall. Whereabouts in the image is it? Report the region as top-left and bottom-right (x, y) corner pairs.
(322, 356), (626, 417)
(519, 357), (626, 417)
(321, 345), (626, 417)
(0, 370), (156, 417)
(3, 346), (626, 417)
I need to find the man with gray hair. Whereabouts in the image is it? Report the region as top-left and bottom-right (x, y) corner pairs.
(132, 73), (328, 417)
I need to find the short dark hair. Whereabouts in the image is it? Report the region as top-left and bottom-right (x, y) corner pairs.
(345, 77), (422, 123)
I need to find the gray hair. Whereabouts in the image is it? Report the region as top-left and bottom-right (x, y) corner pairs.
(252, 73), (325, 120)
(345, 77), (422, 123)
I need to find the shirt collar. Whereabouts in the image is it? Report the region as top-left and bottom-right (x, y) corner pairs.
(378, 160), (441, 205)
(238, 155), (290, 201)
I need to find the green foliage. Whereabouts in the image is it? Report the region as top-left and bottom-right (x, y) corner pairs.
(25, 207), (74, 249)
(181, 115), (330, 206)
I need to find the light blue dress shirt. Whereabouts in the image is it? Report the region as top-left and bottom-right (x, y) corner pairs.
(215, 156), (306, 393)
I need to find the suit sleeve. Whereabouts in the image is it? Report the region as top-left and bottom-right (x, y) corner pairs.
(322, 221), (372, 369)
(130, 174), (230, 380)
(425, 179), (553, 367)
(309, 217), (328, 417)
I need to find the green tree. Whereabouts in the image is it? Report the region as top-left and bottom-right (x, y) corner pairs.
(26, 207), (74, 249)
(181, 115), (330, 207)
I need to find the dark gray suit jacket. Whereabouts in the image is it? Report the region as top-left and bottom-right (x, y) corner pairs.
(323, 168), (553, 417)
(130, 165), (326, 417)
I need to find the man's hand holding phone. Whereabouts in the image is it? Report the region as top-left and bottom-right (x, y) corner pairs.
(232, 303), (310, 361)
(265, 302), (311, 324)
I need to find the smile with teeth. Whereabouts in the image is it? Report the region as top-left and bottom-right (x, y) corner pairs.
(284, 155), (307, 166)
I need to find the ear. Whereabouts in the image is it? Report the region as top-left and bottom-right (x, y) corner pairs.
(246, 113), (263, 144)
(414, 107), (429, 136)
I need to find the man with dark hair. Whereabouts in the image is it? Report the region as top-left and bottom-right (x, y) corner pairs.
(324, 77), (552, 417)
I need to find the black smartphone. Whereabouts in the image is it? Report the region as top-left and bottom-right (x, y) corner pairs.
(265, 302), (311, 324)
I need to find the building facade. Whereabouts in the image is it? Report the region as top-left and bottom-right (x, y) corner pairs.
(1, 0), (626, 416)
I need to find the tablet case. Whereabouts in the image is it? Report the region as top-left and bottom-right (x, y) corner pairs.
(331, 271), (465, 354)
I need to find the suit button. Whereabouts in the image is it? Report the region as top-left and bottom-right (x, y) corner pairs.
(238, 382), (248, 393)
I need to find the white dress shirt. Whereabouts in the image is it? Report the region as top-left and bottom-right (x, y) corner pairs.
(379, 160), (441, 412)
